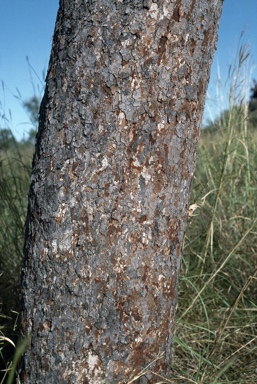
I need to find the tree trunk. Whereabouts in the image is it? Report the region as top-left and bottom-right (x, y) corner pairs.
(21, 1), (222, 382)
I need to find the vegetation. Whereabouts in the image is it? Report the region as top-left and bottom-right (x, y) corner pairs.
(172, 49), (257, 382)
(0, 100), (35, 383)
(1, 50), (257, 382)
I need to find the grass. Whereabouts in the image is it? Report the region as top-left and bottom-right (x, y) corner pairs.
(0, 45), (257, 382)
(172, 45), (257, 383)
(0, 114), (34, 381)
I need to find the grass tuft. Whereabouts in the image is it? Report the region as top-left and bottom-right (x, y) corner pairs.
(172, 44), (257, 383)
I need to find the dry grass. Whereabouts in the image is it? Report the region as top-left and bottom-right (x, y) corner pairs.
(172, 45), (257, 383)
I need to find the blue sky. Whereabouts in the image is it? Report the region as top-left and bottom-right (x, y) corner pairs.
(0, 0), (257, 140)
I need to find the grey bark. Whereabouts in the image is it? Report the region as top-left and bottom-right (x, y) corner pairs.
(21, 0), (223, 383)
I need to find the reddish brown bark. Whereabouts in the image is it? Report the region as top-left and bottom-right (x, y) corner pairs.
(21, 0), (223, 383)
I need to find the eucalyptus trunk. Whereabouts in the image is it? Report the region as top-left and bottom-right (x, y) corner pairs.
(21, 0), (223, 382)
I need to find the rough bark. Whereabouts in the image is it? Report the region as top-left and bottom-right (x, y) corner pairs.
(21, 0), (223, 383)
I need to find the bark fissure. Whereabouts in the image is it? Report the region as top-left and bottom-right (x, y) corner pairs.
(21, 1), (223, 383)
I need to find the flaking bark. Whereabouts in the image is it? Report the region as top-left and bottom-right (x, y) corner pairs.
(21, 0), (223, 383)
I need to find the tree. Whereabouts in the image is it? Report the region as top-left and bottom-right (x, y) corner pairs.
(23, 95), (40, 128)
(0, 128), (16, 149)
(22, 95), (41, 143)
(249, 79), (257, 112)
(20, 1), (223, 382)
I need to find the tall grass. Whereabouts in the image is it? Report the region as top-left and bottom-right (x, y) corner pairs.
(0, 65), (40, 380)
(172, 45), (257, 383)
(0, 108), (34, 381)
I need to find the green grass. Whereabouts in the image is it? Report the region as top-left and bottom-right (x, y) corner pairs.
(0, 136), (33, 382)
(0, 81), (38, 381)
(172, 46), (257, 383)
